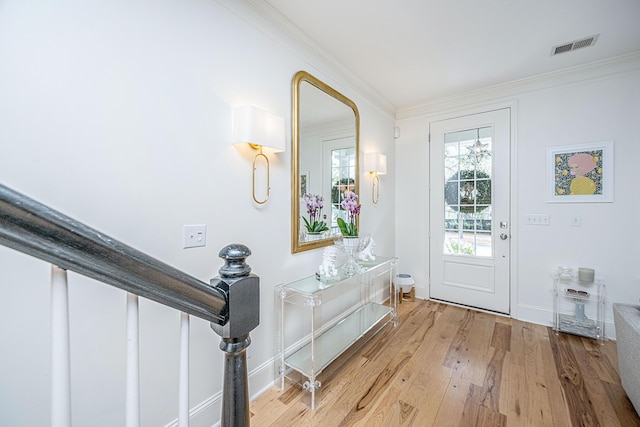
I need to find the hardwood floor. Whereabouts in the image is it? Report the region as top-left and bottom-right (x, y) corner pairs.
(250, 299), (640, 426)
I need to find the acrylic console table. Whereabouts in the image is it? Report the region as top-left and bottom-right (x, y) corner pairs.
(274, 256), (397, 409)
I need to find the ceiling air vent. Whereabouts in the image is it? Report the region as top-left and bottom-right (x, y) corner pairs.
(551, 34), (599, 56)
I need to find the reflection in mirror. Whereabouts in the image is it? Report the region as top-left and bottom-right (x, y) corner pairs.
(292, 71), (359, 253)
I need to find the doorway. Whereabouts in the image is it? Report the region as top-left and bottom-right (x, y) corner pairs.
(429, 108), (511, 314)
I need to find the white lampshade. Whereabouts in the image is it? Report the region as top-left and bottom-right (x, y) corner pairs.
(364, 152), (387, 175)
(232, 105), (285, 152)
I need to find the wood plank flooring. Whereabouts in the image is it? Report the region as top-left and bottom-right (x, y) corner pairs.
(250, 299), (640, 426)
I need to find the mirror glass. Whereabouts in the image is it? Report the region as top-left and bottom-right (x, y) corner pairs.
(292, 71), (360, 253)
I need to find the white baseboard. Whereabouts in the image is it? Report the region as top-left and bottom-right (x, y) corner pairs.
(407, 297), (617, 341)
(414, 286), (428, 300)
(163, 355), (276, 427)
(516, 303), (616, 340)
(515, 303), (554, 327)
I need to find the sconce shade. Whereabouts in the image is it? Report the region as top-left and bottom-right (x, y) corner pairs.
(233, 105), (285, 152)
(232, 105), (285, 204)
(364, 152), (387, 175)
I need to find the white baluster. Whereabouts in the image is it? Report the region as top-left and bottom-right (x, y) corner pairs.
(51, 265), (71, 427)
(179, 312), (190, 427)
(126, 293), (140, 427)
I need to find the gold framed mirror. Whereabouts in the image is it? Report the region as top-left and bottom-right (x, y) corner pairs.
(291, 71), (360, 253)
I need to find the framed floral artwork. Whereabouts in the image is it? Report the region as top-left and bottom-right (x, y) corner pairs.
(299, 171), (309, 197)
(546, 141), (613, 203)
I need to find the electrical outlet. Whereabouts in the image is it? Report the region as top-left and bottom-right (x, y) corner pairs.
(183, 225), (207, 248)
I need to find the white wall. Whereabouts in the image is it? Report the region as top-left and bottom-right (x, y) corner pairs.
(0, 1), (396, 426)
(396, 57), (640, 338)
(515, 69), (640, 331)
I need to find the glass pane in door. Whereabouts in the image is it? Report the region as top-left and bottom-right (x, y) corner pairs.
(330, 147), (356, 229)
(443, 127), (493, 257)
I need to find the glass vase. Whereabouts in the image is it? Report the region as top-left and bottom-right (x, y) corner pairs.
(341, 236), (362, 277)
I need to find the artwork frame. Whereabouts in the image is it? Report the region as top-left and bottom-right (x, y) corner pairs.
(546, 141), (614, 203)
(299, 171), (309, 197)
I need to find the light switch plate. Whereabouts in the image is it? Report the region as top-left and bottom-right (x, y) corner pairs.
(183, 224), (207, 248)
(525, 214), (550, 225)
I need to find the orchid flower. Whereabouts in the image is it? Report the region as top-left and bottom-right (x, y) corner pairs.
(337, 191), (361, 237)
(302, 194), (329, 233)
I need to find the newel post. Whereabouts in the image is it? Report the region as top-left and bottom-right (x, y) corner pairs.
(210, 244), (259, 427)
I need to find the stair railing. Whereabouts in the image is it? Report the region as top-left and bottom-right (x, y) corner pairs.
(0, 184), (258, 427)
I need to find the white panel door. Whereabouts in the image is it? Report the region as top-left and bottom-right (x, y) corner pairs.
(429, 109), (511, 314)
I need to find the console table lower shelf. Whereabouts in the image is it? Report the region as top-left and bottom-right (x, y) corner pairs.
(280, 303), (393, 409)
(286, 303), (392, 377)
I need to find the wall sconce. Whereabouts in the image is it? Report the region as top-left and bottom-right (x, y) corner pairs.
(232, 105), (285, 204)
(364, 152), (387, 204)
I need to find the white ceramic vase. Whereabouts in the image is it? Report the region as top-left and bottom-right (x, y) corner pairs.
(306, 231), (323, 242)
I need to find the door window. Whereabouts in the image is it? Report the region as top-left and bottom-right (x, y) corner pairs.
(330, 147), (356, 229)
(443, 127), (493, 257)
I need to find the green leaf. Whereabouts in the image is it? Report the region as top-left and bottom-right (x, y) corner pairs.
(312, 221), (329, 232)
(336, 217), (349, 235)
(304, 217), (330, 233)
(337, 217), (357, 236)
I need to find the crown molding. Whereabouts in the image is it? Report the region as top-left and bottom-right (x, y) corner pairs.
(397, 51), (640, 119)
(216, 0), (397, 118)
(217, 1), (639, 121)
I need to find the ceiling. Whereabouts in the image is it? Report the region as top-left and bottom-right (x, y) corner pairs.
(248, 0), (640, 111)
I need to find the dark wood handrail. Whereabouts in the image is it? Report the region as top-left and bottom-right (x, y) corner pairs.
(0, 184), (227, 324)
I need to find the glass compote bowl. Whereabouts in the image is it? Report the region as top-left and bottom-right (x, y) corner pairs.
(333, 234), (370, 277)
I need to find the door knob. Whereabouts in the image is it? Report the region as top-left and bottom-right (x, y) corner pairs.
(500, 233), (508, 240)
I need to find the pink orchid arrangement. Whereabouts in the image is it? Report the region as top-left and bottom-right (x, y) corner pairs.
(337, 191), (361, 237)
(302, 194), (329, 233)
